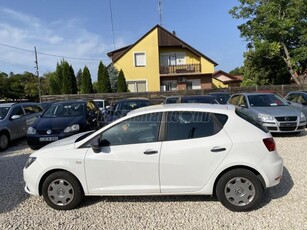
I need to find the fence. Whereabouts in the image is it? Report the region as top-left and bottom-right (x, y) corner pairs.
(41, 84), (307, 105)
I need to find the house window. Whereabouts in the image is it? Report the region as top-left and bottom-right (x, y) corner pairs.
(134, 52), (146, 67)
(187, 79), (201, 90)
(127, 81), (147, 93)
(160, 52), (186, 66)
(161, 81), (177, 92)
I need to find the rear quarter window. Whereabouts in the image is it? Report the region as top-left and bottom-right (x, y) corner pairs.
(235, 108), (268, 133)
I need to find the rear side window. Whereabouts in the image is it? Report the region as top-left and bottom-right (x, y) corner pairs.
(235, 108), (268, 133)
(165, 111), (227, 141)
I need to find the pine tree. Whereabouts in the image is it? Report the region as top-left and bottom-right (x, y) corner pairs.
(81, 66), (93, 94)
(69, 65), (78, 94)
(76, 69), (83, 93)
(117, 69), (128, 92)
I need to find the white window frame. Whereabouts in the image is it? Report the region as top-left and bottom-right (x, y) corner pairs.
(127, 80), (147, 92)
(133, 52), (146, 67)
(160, 52), (186, 66)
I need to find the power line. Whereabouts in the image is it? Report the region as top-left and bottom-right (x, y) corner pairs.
(109, 0), (116, 49)
(0, 42), (109, 62)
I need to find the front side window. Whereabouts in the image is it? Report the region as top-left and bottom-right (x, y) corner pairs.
(101, 113), (161, 146)
(134, 52), (146, 67)
(10, 106), (24, 117)
(0, 107), (10, 120)
(228, 95), (241, 105)
(165, 111), (225, 141)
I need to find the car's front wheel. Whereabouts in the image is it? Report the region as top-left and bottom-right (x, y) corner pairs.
(42, 171), (84, 210)
(0, 133), (9, 151)
(216, 168), (264, 212)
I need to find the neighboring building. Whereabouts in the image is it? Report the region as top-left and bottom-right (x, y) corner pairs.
(107, 25), (218, 92)
(212, 70), (242, 88)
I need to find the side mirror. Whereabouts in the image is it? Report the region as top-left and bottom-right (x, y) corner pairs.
(11, 115), (21, 120)
(90, 138), (101, 153)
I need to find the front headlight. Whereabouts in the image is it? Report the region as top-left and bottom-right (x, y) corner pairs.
(300, 112), (306, 120)
(64, 124), (80, 133)
(27, 127), (36, 135)
(258, 113), (274, 122)
(25, 157), (36, 169)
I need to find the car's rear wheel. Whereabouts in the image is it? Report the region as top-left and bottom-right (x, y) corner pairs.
(216, 169), (263, 212)
(0, 133), (9, 151)
(42, 171), (84, 210)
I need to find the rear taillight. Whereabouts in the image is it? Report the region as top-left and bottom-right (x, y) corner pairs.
(263, 138), (276, 152)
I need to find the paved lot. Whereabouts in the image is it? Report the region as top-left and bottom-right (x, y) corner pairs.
(0, 132), (306, 230)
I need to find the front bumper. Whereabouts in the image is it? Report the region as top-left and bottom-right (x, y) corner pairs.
(261, 119), (306, 133)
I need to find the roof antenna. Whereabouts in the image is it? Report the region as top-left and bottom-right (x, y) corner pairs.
(158, 1), (163, 26)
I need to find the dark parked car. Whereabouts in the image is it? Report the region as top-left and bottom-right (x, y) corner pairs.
(208, 92), (231, 104)
(228, 92), (306, 133)
(26, 100), (103, 150)
(285, 91), (307, 118)
(164, 95), (219, 104)
(0, 102), (43, 151)
(104, 98), (150, 125)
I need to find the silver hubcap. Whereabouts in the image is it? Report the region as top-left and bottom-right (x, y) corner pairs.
(0, 135), (8, 149)
(47, 179), (74, 206)
(224, 177), (255, 206)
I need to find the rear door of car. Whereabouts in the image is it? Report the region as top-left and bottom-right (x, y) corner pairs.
(159, 111), (232, 193)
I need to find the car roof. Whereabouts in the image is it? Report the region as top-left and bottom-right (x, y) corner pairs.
(128, 103), (235, 117)
(208, 92), (231, 95)
(0, 102), (39, 107)
(116, 98), (149, 103)
(233, 92), (277, 96)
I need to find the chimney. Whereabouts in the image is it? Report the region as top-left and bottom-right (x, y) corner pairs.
(172, 31), (176, 36)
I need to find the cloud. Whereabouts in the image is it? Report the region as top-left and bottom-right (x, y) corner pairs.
(0, 7), (115, 81)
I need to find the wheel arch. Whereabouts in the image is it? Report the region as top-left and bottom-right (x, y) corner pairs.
(0, 129), (11, 141)
(212, 165), (265, 197)
(38, 169), (84, 196)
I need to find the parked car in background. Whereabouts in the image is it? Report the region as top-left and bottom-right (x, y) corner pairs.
(39, 101), (55, 112)
(93, 99), (107, 114)
(103, 98), (150, 125)
(23, 103), (283, 211)
(164, 95), (219, 104)
(0, 102), (43, 151)
(26, 100), (103, 150)
(228, 92), (306, 133)
(285, 91), (307, 118)
(208, 92), (231, 104)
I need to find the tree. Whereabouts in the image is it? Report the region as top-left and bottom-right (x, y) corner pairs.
(0, 72), (9, 99)
(108, 63), (119, 92)
(69, 65), (78, 94)
(229, 67), (243, 76)
(97, 61), (112, 93)
(117, 69), (128, 92)
(76, 69), (83, 93)
(230, 0), (307, 86)
(81, 66), (93, 94)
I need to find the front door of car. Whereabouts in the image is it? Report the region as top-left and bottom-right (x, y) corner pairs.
(159, 111), (232, 193)
(9, 105), (27, 139)
(85, 113), (162, 194)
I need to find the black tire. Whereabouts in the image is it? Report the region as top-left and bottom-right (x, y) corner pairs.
(0, 133), (9, 151)
(42, 171), (84, 210)
(216, 169), (263, 212)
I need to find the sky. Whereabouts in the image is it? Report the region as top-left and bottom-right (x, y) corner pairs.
(0, 0), (246, 81)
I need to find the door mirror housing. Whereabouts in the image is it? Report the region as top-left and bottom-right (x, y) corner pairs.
(11, 115), (21, 120)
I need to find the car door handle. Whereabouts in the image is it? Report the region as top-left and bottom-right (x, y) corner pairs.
(211, 147), (226, 153)
(144, 150), (158, 155)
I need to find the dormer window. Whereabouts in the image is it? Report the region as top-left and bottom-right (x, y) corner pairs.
(134, 52), (146, 67)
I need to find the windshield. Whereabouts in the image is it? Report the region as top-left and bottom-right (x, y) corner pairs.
(0, 107), (10, 120)
(118, 100), (150, 112)
(182, 96), (218, 104)
(43, 102), (85, 118)
(247, 94), (288, 107)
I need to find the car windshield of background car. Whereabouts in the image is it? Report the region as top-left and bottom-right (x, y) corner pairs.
(43, 102), (84, 117)
(0, 107), (10, 120)
(248, 94), (288, 107)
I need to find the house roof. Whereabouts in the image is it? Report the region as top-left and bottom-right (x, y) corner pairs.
(107, 24), (218, 66)
(213, 70), (242, 84)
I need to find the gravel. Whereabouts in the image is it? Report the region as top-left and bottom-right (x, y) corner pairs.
(0, 132), (306, 230)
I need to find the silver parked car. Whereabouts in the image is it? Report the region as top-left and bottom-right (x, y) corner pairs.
(0, 102), (43, 151)
(228, 92), (306, 133)
(285, 91), (307, 118)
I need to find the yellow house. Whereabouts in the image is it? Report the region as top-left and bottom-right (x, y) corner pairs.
(107, 25), (218, 92)
(212, 70), (242, 88)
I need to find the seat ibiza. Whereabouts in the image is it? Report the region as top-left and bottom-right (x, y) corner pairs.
(23, 104), (283, 211)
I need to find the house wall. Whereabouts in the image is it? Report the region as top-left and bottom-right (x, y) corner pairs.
(212, 78), (228, 88)
(113, 28), (160, 92)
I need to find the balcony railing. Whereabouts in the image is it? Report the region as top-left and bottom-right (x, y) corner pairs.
(160, 64), (201, 74)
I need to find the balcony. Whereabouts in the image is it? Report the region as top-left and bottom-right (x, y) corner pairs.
(160, 64), (201, 75)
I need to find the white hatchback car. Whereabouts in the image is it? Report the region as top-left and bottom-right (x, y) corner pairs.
(23, 104), (283, 211)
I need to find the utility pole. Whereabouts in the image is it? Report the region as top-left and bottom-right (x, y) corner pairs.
(158, 1), (163, 26)
(34, 46), (41, 102)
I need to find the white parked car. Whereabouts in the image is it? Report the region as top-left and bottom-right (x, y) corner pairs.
(23, 104), (283, 211)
